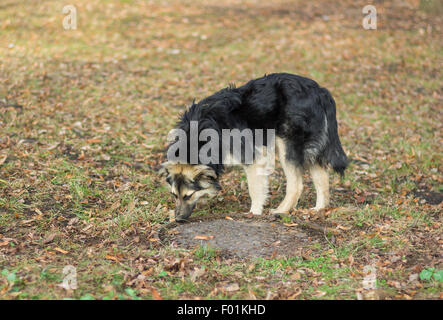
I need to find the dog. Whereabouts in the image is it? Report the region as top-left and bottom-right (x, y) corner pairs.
(160, 73), (348, 222)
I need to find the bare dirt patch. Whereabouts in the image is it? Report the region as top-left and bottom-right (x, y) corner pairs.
(159, 215), (326, 259)
(412, 190), (443, 205)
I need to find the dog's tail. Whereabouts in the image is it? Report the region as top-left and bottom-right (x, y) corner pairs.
(319, 88), (348, 176)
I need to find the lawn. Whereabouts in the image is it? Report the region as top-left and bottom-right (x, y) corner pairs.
(0, 0), (441, 300)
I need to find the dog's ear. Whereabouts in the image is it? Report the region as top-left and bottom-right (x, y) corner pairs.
(158, 162), (170, 178)
(194, 165), (217, 180)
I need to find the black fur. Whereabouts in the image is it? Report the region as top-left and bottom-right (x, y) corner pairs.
(173, 73), (348, 175)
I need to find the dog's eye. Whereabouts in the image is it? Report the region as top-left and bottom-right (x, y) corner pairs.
(171, 193), (178, 199)
(183, 193), (194, 201)
(166, 177), (172, 185)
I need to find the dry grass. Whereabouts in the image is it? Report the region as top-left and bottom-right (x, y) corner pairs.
(0, 0), (442, 299)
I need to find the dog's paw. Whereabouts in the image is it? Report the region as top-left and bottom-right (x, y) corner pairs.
(245, 211), (261, 217)
(270, 208), (289, 215)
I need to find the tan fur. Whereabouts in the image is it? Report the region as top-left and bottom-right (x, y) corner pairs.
(161, 162), (219, 210)
(163, 163), (216, 180)
(271, 137), (330, 213)
(309, 164), (330, 210)
(271, 137), (304, 214)
(244, 161), (270, 215)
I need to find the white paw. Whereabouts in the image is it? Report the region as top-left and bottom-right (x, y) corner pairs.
(270, 208), (289, 215)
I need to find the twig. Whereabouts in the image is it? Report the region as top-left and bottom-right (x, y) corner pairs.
(273, 213), (340, 235)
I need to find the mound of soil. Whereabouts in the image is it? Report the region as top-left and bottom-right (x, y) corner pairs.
(413, 190), (443, 205)
(160, 216), (325, 259)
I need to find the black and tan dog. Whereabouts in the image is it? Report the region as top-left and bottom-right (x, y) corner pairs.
(160, 73), (348, 222)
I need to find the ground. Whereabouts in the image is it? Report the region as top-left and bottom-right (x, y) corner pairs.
(0, 0), (442, 300)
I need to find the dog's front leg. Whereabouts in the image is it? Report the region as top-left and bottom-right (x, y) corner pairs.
(244, 163), (269, 215)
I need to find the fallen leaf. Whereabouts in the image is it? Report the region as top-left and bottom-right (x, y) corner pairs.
(408, 273), (418, 282)
(224, 283), (240, 292)
(105, 255), (120, 262)
(0, 155), (7, 165)
(194, 235), (214, 240)
(348, 253), (354, 266)
(142, 267), (153, 276)
(190, 267), (206, 282)
(245, 212), (254, 219)
(42, 233), (57, 244)
(283, 223), (297, 227)
(314, 290), (326, 297)
(247, 290), (257, 300)
(54, 247), (68, 254)
(151, 287), (163, 300)
(288, 288), (302, 299)
(291, 272), (301, 280)
(86, 138), (101, 144)
(169, 210), (175, 222)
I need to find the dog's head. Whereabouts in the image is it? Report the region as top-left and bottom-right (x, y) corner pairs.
(159, 162), (221, 222)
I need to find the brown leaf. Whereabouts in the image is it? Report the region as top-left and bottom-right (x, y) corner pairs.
(348, 253), (354, 266)
(224, 283), (240, 292)
(288, 288), (302, 299)
(190, 267), (206, 282)
(356, 196), (366, 204)
(291, 272), (301, 280)
(169, 210), (175, 222)
(142, 267), (153, 276)
(42, 233), (57, 244)
(105, 254), (120, 262)
(314, 290), (326, 297)
(194, 235), (214, 241)
(54, 247), (68, 254)
(110, 201), (120, 212)
(283, 223), (297, 227)
(86, 138), (102, 144)
(151, 287), (163, 300)
(0, 155), (7, 165)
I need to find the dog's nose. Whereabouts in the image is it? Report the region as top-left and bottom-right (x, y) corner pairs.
(174, 203), (195, 222)
(174, 207), (187, 223)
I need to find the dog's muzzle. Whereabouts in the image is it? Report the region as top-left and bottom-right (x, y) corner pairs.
(175, 203), (196, 223)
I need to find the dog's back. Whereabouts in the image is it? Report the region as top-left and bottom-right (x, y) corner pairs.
(232, 73), (348, 174)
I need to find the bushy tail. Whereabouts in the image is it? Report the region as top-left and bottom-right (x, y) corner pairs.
(319, 88), (348, 176)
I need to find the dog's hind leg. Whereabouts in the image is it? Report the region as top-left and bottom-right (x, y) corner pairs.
(309, 164), (329, 210)
(244, 163), (269, 215)
(271, 138), (303, 214)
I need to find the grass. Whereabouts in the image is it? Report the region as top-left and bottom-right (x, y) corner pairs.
(0, 0), (442, 300)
